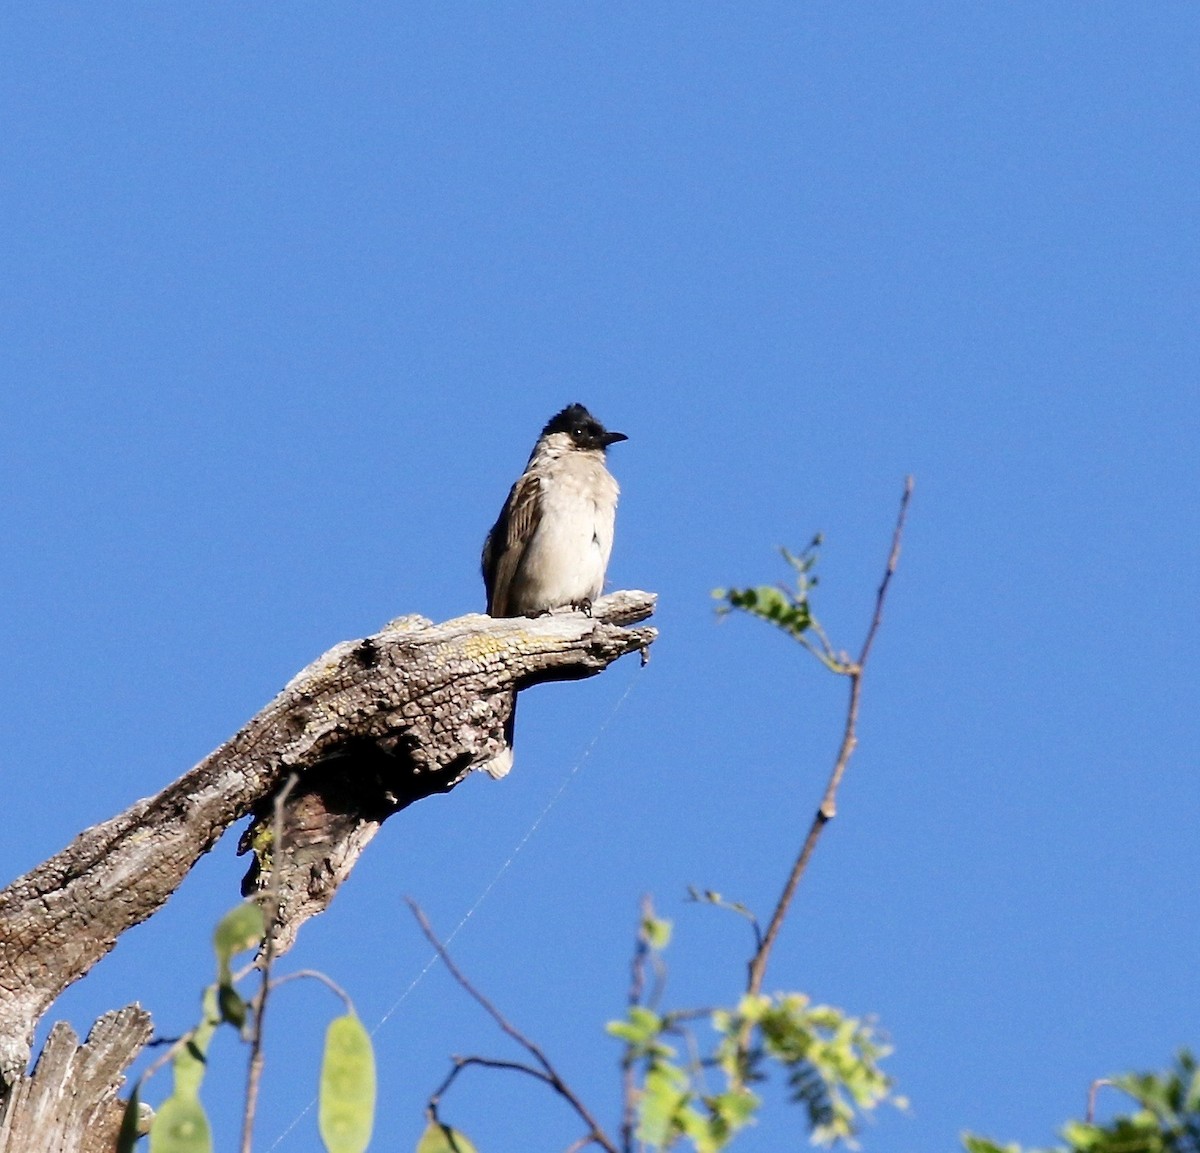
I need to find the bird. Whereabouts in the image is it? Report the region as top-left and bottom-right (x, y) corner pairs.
(479, 403), (628, 777)
(482, 403), (627, 619)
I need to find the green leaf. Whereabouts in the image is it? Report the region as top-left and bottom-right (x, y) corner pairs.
(212, 901), (265, 983)
(217, 981), (247, 1031)
(715, 538), (829, 649)
(606, 1020), (644, 1045)
(711, 1089), (759, 1130)
(116, 1083), (143, 1153)
(607, 1006), (663, 1047)
(171, 1038), (208, 1101)
(172, 987), (221, 1099)
(638, 1061), (691, 1148)
(149, 1094), (212, 1153)
(608, 1006), (679, 1063)
(415, 1120), (478, 1153)
(961, 1137), (1020, 1153)
(319, 1013), (376, 1153)
(735, 994), (771, 1023)
(719, 585), (812, 639)
(961, 1054), (1200, 1153)
(642, 914), (673, 951)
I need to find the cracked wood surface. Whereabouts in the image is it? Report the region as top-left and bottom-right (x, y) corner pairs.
(0, 592), (656, 1107)
(0, 1008), (152, 1153)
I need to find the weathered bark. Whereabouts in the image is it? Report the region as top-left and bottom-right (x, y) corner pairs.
(0, 592), (655, 1149)
(0, 1008), (152, 1153)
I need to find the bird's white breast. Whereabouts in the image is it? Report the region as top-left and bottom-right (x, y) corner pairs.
(512, 451), (619, 614)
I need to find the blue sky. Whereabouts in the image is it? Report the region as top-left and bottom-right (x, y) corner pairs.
(2, 4), (1198, 1151)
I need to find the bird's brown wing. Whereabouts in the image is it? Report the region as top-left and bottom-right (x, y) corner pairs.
(482, 470), (542, 616)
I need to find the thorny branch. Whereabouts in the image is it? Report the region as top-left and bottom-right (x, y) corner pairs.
(746, 476), (914, 1000)
(408, 900), (619, 1153)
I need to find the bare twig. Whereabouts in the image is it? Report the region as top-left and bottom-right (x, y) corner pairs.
(139, 1022), (209, 1086)
(430, 1054), (556, 1105)
(662, 1008), (715, 1025)
(268, 969), (355, 1013)
(426, 1054), (607, 1151)
(746, 476), (913, 1000)
(1087, 1077), (1114, 1124)
(563, 1137), (600, 1153)
(686, 888), (763, 951)
(408, 899), (619, 1153)
(240, 772), (298, 1153)
(620, 897), (653, 1153)
(646, 952), (668, 1014)
(680, 1023), (709, 1098)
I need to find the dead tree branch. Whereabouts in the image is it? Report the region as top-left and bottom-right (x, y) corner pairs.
(0, 1008), (152, 1153)
(0, 592), (655, 1151)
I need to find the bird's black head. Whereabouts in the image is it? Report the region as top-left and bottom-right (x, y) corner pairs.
(541, 403), (628, 451)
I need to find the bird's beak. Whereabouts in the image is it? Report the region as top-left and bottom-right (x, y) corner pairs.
(602, 430), (628, 447)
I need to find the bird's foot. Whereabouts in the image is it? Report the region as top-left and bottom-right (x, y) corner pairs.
(574, 598), (593, 618)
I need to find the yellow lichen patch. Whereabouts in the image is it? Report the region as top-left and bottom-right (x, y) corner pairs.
(458, 630), (535, 662)
(458, 633), (507, 661)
